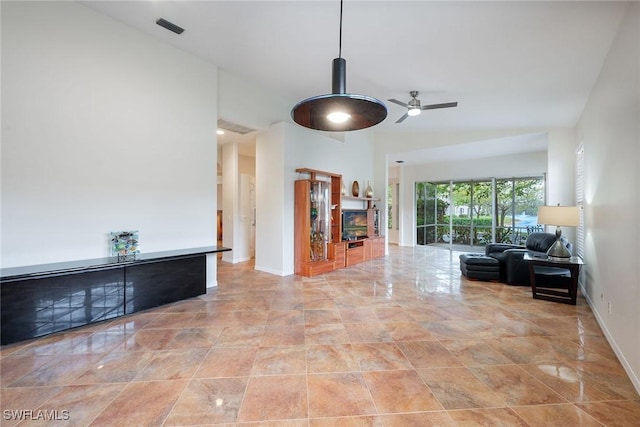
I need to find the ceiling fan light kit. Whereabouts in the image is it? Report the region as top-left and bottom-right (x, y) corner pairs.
(291, 1), (387, 132)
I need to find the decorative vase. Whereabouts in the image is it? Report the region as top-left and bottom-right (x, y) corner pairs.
(365, 181), (374, 198)
(341, 180), (347, 196)
(351, 181), (360, 197)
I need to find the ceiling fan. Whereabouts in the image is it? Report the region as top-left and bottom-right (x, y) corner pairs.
(388, 91), (458, 123)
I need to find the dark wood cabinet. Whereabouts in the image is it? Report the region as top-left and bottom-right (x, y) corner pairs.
(1, 247), (229, 345)
(125, 256), (205, 313)
(1, 267), (124, 345)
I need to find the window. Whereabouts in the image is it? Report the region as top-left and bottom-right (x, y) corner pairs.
(576, 145), (585, 258)
(416, 176), (545, 249)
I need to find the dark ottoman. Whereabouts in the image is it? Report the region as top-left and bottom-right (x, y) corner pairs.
(459, 253), (500, 281)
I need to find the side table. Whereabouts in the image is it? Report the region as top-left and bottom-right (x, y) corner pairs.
(524, 253), (584, 305)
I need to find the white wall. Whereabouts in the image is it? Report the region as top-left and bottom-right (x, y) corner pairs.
(221, 142), (239, 263)
(218, 69), (294, 131)
(547, 129), (577, 206)
(1, 2), (219, 268)
(546, 128), (578, 244)
(255, 124), (286, 275)
(404, 150), (548, 183)
(374, 128), (547, 156)
(255, 122), (375, 276)
(576, 2), (640, 391)
(239, 155), (256, 177)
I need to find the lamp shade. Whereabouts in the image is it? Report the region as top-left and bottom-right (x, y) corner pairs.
(537, 206), (580, 227)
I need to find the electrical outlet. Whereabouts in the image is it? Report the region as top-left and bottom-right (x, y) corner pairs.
(608, 301), (612, 314)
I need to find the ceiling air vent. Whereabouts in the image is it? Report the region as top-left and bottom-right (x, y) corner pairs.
(217, 119), (256, 135)
(156, 18), (185, 35)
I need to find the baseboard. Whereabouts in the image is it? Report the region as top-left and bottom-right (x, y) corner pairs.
(253, 264), (292, 276)
(581, 284), (640, 394)
(221, 255), (251, 264)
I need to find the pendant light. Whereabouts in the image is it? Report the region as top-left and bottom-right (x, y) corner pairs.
(291, 0), (387, 132)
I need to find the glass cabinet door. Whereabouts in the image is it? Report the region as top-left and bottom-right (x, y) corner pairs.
(310, 181), (331, 261)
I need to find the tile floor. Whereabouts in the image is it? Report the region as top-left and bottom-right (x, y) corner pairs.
(1, 245), (639, 426)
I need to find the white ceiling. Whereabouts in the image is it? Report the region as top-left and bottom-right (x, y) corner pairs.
(80, 1), (628, 160)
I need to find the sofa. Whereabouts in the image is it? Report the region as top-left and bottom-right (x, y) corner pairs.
(484, 232), (572, 285)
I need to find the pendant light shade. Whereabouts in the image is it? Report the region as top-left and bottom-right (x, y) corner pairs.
(291, 3), (387, 132)
(292, 59), (387, 131)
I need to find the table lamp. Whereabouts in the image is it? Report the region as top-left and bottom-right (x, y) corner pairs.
(537, 205), (580, 260)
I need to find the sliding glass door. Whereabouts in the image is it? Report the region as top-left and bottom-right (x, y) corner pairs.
(470, 180), (492, 246)
(416, 182), (450, 245)
(416, 182), (435, 245)
(416, 176), (545, 250)
(450, 180), (492, 247)
(495, 178), (545, 245)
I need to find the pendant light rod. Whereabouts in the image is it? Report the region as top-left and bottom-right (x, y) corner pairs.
(332, 58), (346, 95)
(338, 0), (343, 58)
(333, 0), (345, 95)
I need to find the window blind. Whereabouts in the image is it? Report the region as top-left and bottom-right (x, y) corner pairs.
(576, 144), (585, 258)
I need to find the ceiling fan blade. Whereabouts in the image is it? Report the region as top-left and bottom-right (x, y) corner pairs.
(395, 113), (410, 124)
(388, 99), (409, 108)
(421, 102), (458, 111)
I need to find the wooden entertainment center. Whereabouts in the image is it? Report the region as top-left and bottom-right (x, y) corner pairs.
(294, 168), (384, 277)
